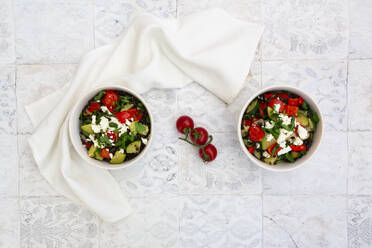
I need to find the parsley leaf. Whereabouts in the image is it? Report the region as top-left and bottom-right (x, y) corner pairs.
(94, 90), (106, 101)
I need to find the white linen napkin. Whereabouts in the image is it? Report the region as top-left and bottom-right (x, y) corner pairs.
(25, 9), (264, 222)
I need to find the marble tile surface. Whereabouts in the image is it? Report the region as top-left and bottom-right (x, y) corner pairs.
(263, 196), (347, 247)
(0, 0), (15, 63)
(205, 133), (261, 194)
(262, 0), (349, 59)
(95, 0), (177, 46)
(0, 198), (19, 248)
(0, 134), (18, 197)
(348, 60), (372, 131)
(177, 0), (262, 24)
(18, 135), (58, 197)
(14, 0), (94, 63)
(20, 197), (99, 247)
(0, 65), (16, 135)
(180, 196), (262, 247)
(348, 196), (372, 248)
(349, 0), (372, 58)
(2, 0), (372, 247)
(100, 197), (179, 248)
(348, 132), (372, 195)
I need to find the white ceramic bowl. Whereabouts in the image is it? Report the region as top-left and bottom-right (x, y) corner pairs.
(237, 85), (323, 172)
(69, 85), (153, 170)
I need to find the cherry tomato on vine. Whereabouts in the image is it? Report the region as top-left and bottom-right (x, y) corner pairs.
(199, 144), (217, 162)
(176, 116), (194, 134)
(190, 127), (209, 145)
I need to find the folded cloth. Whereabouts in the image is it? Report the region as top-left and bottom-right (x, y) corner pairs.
(25, 9), (264, 222)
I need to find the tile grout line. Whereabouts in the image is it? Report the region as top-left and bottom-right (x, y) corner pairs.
(345, 0), (351, 241)
(175, 2), (181, 246)
(11, 0), (21, 241)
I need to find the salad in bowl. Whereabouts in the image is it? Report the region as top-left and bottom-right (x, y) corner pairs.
(238, 86), (323, 171)
(69, 85), (152, 169)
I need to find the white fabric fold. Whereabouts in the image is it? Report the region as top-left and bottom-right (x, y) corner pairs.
(26, 9), (264, 222)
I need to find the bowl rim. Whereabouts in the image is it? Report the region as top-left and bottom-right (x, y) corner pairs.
(68, 84), (153, 170)
(237, 85), (324, 172)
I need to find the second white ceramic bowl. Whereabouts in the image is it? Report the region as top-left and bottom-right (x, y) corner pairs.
(69, 85), (153, 170)
(237, 85), (323, 172)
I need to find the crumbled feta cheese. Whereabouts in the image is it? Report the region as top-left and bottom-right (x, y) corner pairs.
(91, 115), (100, 133)
(119, 148), (124, 154)
(297, 125), (309, 140)
(279, 113), (292, 125)
(91, 115), (110, 133)
(125, 119), (132, 126)
(100, 106), (110, 113)
(265, 120), (274, 129)
(256, 143), (260, 149)
(89, 134), (102, 148)
(279, 142), (287, 148)
(277, 129), (293, 145)
(141, 137), (148, 145)
(293, 137), (303, 145)
(263, 151), (271, 158)
(277, 146), (292, 156)
(109, 153), (113, 159)
(266, 134), (274, 141)
(274, 104), (280, 113)
(99, 117), (109, 132)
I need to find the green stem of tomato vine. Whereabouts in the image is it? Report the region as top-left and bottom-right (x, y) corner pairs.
(178, 132), (213, 149)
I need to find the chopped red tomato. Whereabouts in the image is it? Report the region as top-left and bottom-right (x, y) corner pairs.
(295, 125), (299, 136)
(84, 141), (92, 149)
(268, 143), (282, 156)
(268, 98), (287, 113)
(288, 98), (299, 106)
(290, 145), (307, 152)
(116, 111), (132, 123)
(286, 105), (299, 116)
(252, 118), (260, 123)
(128, 108), (143, 121)
(87, 102), (100, 112)
(107, 132), (119, 141)
(298, 97), (304, 105)
(260, 102), (268, 109)
(249, 123), (264, 142)
(101, 149), (111, 159)
(260, 102), (267, 117)
(259, 108), (264, 117)
(278, 93), (289, 99)
(103, 90), (119, 108)
(248, 146), (255, 154)
(264, 93), (274, 99)
(244, 119), (252, 127)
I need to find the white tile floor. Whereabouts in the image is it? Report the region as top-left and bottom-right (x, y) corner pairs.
(1, 0), (372, 247)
